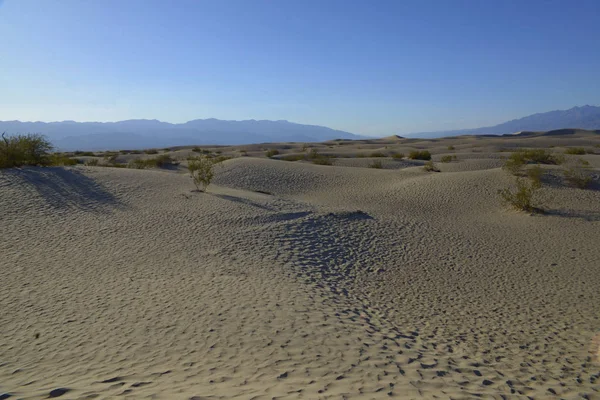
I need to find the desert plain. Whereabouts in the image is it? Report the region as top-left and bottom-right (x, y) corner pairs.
(1, 130), (600, 399)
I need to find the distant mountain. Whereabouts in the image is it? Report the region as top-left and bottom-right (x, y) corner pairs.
(0, 119), (363, 150)
(407, 105), (600, 138)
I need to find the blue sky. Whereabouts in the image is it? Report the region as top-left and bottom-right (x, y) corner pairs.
(1, 0), (599, 136)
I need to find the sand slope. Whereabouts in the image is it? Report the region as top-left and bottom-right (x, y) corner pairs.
(1, 148), (599, 399)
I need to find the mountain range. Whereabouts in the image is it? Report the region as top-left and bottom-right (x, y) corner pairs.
(406, 105), (600, 138)
(0, 119), (362, 151)
(1, 105), (599, 150)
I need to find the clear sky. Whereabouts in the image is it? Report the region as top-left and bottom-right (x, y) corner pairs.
(1, 0), (599, 136)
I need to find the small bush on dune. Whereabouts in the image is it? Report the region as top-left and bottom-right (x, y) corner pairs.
(192, 147), (203, 153)
(392, 152), (404, 159)
(526, 165), (544, 187)
(440, 155), (457, 163)
(85, 158), (99, 166)
(356, 153), (367, 158)
(369, 160), (383, 169)
(49, 153), (78, 166)
(370, 151), (386, 157)
(0, 133), (54, 168)
(423, 160), (440, 172)
(187, 156), (227, 191)
(564, 147), (586, 155)
(144, 149), (159, 155)
(128, 154), (176, 169)
(74, 151), (96, 156)
(312, 156), (333, 165)
(408, 150), (432, 160)
(498, 178), (542, 212)
(503, 149), (563, 176)
(265, 149), (280, 158)
(281, 154), (305, 161)
(447, 145), (455, 150)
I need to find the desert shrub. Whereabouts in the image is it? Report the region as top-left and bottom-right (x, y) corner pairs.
(128, 154), (175, 169)
(307, 148), (320, 159)
(74, 151), (96, 156)
(503, 149), (563, 176)
(130, 150), (142, 154)
(281, 154), (305, 161)
(447, 145), (455, 150)
(163, 148), (171, 152)
(423, 160), (440, 172)
(498, 178), (542, 212)
(192, 147), (202, 153)
(564, 147), (586, 155)
(369, 160), (383, 169)
(408, 150), (432, 160)
(85, 158), (99, 166)
(144, 149), (158, 155)
(265, 149), (280, 158)
(0, 133), (54, 168)
(301, 143), (309, 152)
(526, 165), (544, 187)
(440, 155), (457, 163)
(391, 152), (404, 159)
(370, 151), (386, 157)
(563, 168), (593, 189)
(49, 154), (78, 166)
(239, 150), (248, 156)
(312, 156), (333, 166)
(356, 153), (367, 158)
(187, 156), (226, 191)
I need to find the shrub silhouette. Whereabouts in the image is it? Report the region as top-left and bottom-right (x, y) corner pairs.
(408, 150), (432, 160)
(498, 178), (542, 212)
(265, 149), (279, 158)
(503, 149), (563, 176)
(85, 159), (99, 166)
(392, 152), (404, 159)
(369, 160), (383, 169)
(370, 151), (386, 157)
(440, 155), (457, 163)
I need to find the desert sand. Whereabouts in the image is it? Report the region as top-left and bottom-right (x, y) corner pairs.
(1, 130), (600, 399)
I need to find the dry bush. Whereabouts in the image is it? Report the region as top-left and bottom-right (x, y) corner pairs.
(370, 151), (386, 157)
(423, 160), (440, 172)
(187, 156), (225, 191)
(498, 178), (542, 212)
(392, 152), (404, 159)
(312, 156), (333, 165)
(447, 145), (455, 150)
(144, 149), (159, 154)
(50, 154), (78, 166)
(408, 150), (432, 160)
(85, 158), (99, 166)
(564, 147), (586, 155)
(440, 155), (457, 163)
(369, 160), (383, 169)
(128, 154), (175, 169)
(502, 149), (563, 176)
(265, 149), (280, 158)
(281, 154), (305, 161)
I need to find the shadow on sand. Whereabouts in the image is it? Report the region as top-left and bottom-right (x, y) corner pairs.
(3, 167), (124, 213)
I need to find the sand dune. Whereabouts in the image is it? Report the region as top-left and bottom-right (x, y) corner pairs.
(1, 134), (599, 399)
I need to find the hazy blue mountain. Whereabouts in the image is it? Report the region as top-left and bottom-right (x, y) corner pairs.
(0, 119), (362, 150)
(407, 105), (600, 138)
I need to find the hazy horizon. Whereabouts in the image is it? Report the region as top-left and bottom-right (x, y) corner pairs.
(1, 0), (600, 136)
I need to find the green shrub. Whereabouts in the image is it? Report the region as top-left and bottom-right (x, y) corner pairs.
(49, 154), (78, 166)
(440, 155), (457, 163)
(312, 156), (333, 166)
(192, 147), (203, 153)
(265, 149), (280, 158)
(564, 147), (586, 155)
(128, 154), (175, 169)
(0, 133), (54, 168)
(526, 165), (544, 187)
(74, 151), (96, 156)
(423, 160), (440, 172)
(503, 149), (563, 176)
(391, 152), (404, 159)
(356, 153), (367, 158)
(163, 148), (171, 152)
(144, 149), (159, 155)
(408, 150), (432, 160)
(370, 151), (386, 157)
(85, 158), (99, 166)
(447, 145), (455, 151)
(498, 178), (542, 212)
(369, 160), (383, 169)
(187, 156), (225, 191)
(130, 150), (142, 154)
(281, 154), (305, 161)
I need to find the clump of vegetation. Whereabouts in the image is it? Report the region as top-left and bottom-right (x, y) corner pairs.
(128, 154), (176, 169)
(0, 133), (54, 168)
(192, 147), (203, 153)
(144, 149), (159, 155)
(85, 158), (99, 166)
(265, 149), (280, 158)
(356, 153), (367, 158)
(502, 149), (564, 176)
(370, 151), (386, 157)
(50, 153), (79, 166)
(74, 151), (96, 157)
(408, 150), (432, 160)
(239, 150), (248, 156)
(423, 160), (440, 172)
(163, 148), (171, 152)
(301, 143), (310, 152)
(525, 165), (544, 187)
(369, 160), (383, 169)
(312, 156), (333, 166)
(564, 147), (586, 155)
(391, 152), (404, 159)
(498, 178), (542, 212)
(440, 155), (457, 163)
(562, 159), (593, 189)
(187, 156), (226, 191)
(281, 154), (305, 161)
(447, 145), (455, 150)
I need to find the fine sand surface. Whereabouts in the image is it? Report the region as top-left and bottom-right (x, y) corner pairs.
(1, 132), (600, 399)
